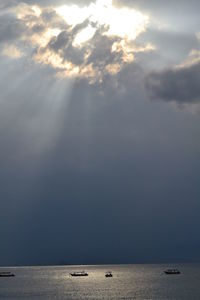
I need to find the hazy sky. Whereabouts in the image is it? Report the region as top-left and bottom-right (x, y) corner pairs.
(0, 0), (200, 266)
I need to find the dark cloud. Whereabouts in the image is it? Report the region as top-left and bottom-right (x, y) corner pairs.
(86, 28), (121, 66)
(39, 7), (67, 29)
(0, 6), (65, 46)
(47, 20), (89, 65)
(146, 62), (200, 104)
(0, 13), (26, 44)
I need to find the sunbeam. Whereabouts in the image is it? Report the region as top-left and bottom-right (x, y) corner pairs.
(0, 56), (75, 155)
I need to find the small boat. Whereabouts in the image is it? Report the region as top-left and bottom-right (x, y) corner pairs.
(164, 269), (180, 275)
(70, 271), (88, 277)
(0, 272), (15, 277)
(105, 271), (113, 277)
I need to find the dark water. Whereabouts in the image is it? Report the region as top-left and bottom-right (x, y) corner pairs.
(0, 264), (200, 299)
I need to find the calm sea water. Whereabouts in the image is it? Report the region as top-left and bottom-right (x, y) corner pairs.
(0, 264), (200, 299)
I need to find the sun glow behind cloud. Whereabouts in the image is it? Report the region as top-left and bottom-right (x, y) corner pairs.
(54, 0), (149, 81)
(56, 0), (148, 43)
(4, 0), (151, 82)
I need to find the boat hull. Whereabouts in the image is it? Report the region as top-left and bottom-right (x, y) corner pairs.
(70, 272), (88, 277)
(0, 273), (15, 277)
(164, 270), (180, 275)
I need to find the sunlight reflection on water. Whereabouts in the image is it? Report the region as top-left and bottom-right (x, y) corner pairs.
(0, 264), (200, 299)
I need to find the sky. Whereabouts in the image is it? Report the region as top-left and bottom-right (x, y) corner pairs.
(0, 0), (200, 266)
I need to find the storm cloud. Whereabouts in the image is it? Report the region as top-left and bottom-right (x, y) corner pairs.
(146, 60), (200, 104)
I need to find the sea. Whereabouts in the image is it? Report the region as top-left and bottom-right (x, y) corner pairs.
(0, 264), (200, 299)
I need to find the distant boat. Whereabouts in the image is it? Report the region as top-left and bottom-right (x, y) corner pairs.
(105, 271), (113, 277)
(164, 269), (180, 275)
(0, 272), (15, 277)
(70, 271), (88, 277)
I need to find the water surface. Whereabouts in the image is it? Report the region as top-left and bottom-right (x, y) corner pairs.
(0, 264), (200, 299)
